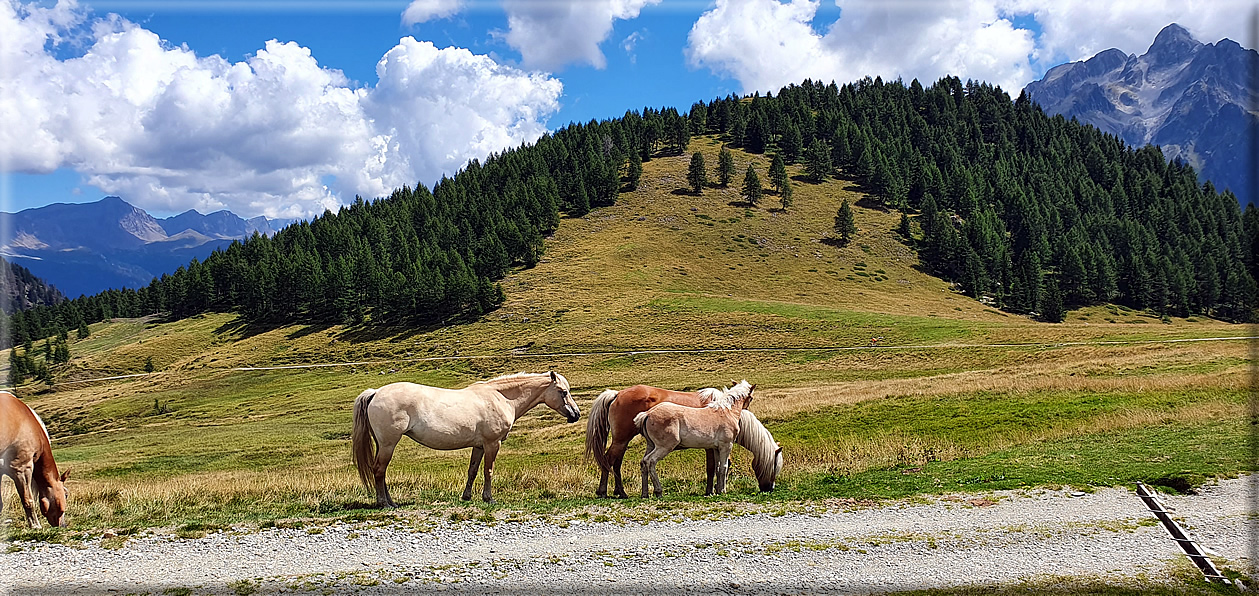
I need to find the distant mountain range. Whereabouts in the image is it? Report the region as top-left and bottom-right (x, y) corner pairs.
(1024, 23), (1256, 206)
(0, 197), (293, 298)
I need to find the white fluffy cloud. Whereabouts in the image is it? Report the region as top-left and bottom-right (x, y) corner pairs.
(0, 0), (562, 218)
(501, 0), (660, 70)
(402, 0), (464, 26)
(687, 0), (1035, 95)
(686, 0), (1250, 96)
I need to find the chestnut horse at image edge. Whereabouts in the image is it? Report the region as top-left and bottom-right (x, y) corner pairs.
(0, 391), (69, 527)
(585, 382), (782, 498)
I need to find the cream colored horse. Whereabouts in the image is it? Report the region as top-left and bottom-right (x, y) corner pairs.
(352, 372), (579, 506)
(634, 381), (754, 498)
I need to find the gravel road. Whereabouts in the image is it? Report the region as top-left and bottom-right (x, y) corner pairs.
(3, 477), (1253, 595)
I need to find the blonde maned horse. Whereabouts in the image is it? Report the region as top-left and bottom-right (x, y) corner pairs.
(586, 382), (782, 497)
(351, 372), (579, 506)
(1, 391), (69, 527)
(633, 381), (755, 498)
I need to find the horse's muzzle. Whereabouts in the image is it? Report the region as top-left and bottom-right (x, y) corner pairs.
(565, 406), (580, 423)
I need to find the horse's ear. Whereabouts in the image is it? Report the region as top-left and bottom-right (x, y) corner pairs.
(60, 469), (70, 482)
(550, 371), (557, 383)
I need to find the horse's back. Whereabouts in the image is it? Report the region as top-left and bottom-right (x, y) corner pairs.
(368, 382), (510, 450)
(0, 392), (47, 469)
(614, 385), (705, 414)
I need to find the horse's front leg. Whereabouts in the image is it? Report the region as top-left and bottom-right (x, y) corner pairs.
(704, 449), (717, 496)
(461, 446), (485, 501)
(714, 444), (733, 495)
(11, 465), (39, 528)
(481, 441), (500, 504)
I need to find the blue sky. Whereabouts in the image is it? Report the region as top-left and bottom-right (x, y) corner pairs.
(1, 0), (1247, 219)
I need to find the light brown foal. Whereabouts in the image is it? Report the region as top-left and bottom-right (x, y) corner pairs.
(633, 381), (754, 498)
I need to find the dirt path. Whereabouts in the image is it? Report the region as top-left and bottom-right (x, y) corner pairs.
(3, 477), (1252, 595)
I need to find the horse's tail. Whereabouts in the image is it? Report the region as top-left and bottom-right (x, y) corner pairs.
(584, 389), (618, 471)
(632, 411), (649, 432)
(632, 411), (655, 452)
(351, 389), (379, 494)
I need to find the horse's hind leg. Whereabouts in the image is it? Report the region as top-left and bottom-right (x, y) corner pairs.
(461, 447), (485, 501)
(607, 440), (630, 499)
(704, 449), (717, 496)
(372, 438), (399, 508)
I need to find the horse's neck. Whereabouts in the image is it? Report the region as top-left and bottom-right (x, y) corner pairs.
(32, 453), (61, 492)
(484, 376), (546, 419)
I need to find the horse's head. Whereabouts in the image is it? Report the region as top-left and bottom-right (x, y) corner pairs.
(39, 469), (70, 527)
(758, 445), (783, 492)
(542, 371), (580, 423)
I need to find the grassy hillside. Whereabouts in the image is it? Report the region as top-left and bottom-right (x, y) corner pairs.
(4, 138), (1251, 536)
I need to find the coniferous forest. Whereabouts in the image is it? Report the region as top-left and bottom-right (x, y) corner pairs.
(4, 76), (1255, 348)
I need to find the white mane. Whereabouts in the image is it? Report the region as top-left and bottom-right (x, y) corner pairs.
(705, 380), (753, 410)
(736, 409), (782, 485)
(482, 372), (541, 383)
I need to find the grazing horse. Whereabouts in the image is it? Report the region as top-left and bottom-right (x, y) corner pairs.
(585, 384), (721, 498)
(0, 391), (69, 527)
(634, 381), (755, 498)
(352, 371), (579, 506)
(734, 409), (784, 493)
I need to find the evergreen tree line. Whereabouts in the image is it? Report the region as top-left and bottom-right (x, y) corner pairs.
(5, 76), (1256, 350)
(688, 77), (1255, 321)
(1, 106), (697, 346)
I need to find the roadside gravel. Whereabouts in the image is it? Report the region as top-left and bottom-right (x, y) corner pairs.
(2, 476), (1252, 595)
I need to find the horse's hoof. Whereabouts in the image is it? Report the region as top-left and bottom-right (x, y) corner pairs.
(613, 493), (628, 499)
(483, 498), (496, 505)
(461, 495), (472, 502)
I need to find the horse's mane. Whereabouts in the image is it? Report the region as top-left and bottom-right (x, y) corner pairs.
(696, 387), (723, 404)
(482, 372), (540, 382)
(706, 380), (753, 409)
(736, 409), (779, 483)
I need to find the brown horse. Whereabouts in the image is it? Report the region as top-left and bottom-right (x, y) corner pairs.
(1, 391), (69, 527)
(634, 381), (754, 497)
(585, 384), (722, 498)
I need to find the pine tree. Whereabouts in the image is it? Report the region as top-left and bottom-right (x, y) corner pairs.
(898, 212), (912, 239)
(781, 123), (803, 163)
(687, 152), (708, 194)
(835, 200), (857, 244)
(742, 164), (763, 206)
(626, 150), (642, 190)
(804, 140), (831, 182)
(53, 341), (69, 364)
(779, 182), (793, 210)
(717, 147), (736, 186)
(1040, 277), (1065, 323)
(768, 153), (788, 194)
(144, 356), (155, 373)
(76, 320), (90, 340)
